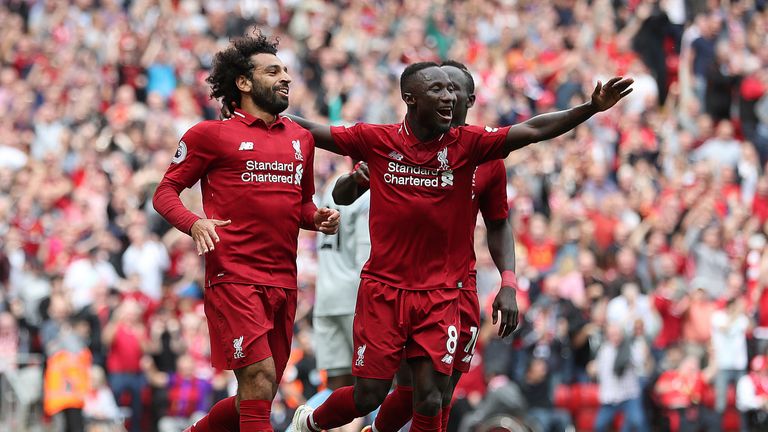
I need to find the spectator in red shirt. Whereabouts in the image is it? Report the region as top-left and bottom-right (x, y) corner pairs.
(654, 355), (720, 432)
(103, 299), (148, 432)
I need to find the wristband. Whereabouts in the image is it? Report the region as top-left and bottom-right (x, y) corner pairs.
(501, 271), (518, 289)
(351, 161), (369, 186)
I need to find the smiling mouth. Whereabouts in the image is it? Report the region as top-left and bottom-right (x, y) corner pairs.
(437, 107), (452, 120)
(276, 87), (289, 97)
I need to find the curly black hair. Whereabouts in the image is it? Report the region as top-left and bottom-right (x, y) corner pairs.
(441, 60), (475, 95)
(206, 31), (279, 118)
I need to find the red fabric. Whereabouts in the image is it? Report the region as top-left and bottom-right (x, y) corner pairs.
(741, 75), (766, 101)
(653, 295), (683, 349)
(374, 385), (414, 432)
(454, 285), (481, 374)
(153, 109), (316, 289)
(655, 370), (707, 409)
(750, 373), (768, 398)
(752, 193), (768, 223)
(352, 280), (459, 379)
(204, 284), (296, 373)
(520, 235), (557, 272)
(329, 121), (511, 290)
(468, 160), (509, 279)
(191, 396), (238, 432)
(411, 412), (441, 432)
(441, 405), (452, 432)
(312, 386), (364, 430)
(106, 324), (144, 373)
(239, 399), (272, 432)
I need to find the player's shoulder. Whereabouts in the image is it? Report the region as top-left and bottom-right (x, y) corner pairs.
(280, 115), (315, 137)
(183, 119), (221, 137)
(457, 124), (505, 136)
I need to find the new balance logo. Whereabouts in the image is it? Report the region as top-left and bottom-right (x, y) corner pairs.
(462, 354), (473, 363)
(388, 151), (404, 161)
(233, 336), (245, 359)
(441, 354), (454, 365)
(355, 344), (366, 367)
(485, 126), (499, 133)
(239, 141), (254, 151)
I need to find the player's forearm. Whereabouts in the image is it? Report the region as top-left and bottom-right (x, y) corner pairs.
(300, 201), (319, 231)
(507, 101), (598, 152)
(285, 114), (343, 154)
(152, 180), (201, 235)
(486, 218), (516, 274)
(332, 173), (368, 205)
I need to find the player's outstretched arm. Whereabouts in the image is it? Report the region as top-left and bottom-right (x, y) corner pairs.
(503, 77), (633, 154)
(486, 217), (519, 338)
(285, 114), (344, 155)
(332, 161), (369, 205)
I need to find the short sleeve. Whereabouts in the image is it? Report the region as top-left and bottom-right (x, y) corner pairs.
(461, 124), (512, 165)
(163, 121), (219, 189)
(330, 123), (372, 162)
(478, 161), (509, 222)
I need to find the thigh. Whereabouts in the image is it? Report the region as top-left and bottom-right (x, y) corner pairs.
(454, 288), (480, 374)
(352, 279), (407, 380)
(268, 287), (296, 384)
(408, 357), (451, 402)
(313, 314), (355, 373)
(204, 283), (277, 370)
(406, 288), (460, 377)
(594, 404), (618, 431)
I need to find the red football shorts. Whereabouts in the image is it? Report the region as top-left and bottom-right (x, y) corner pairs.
(455, 275), (481, 373)
(351, 279), (459, 379)
(204, 283), (296, 381)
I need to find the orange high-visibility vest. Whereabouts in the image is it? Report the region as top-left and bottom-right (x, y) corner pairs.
(43, 349), (92, 416)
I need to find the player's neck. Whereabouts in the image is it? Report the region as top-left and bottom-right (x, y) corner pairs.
(405, 113), (441, 142)
(240, 100), (278, 125)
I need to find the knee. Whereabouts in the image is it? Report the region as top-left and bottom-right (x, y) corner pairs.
(353, 382), (389, 414)
(414, 387), (443, 416)
(237, 362), (277, 398)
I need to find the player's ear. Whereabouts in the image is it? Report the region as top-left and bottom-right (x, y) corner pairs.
(236, 75), (252, 93)
(467, 94), (476, 109)
(402, 92), (415, 106)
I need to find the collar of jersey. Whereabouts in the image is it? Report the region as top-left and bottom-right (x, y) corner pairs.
(399, 118), (448, 147)
(232, 109), (286, 129)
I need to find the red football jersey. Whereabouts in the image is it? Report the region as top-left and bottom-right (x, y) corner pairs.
(468, 160), (509, 281)
(153, 109), (316, 289)
(330, 121), (511, 290)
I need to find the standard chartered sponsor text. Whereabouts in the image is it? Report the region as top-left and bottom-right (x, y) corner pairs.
(384, 161), (446, 188)
(242, 160), (297, 184)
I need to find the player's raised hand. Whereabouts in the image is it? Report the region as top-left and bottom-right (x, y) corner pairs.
(314, 208), (340, 235)
(191, 218), (231, 255)
(590, 76), (634, 112)
(492, 286), (519, 339)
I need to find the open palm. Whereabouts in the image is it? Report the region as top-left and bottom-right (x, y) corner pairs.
(591, 77), (634, 111)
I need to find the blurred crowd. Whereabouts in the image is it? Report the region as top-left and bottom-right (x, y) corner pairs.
(1, 0), (768, 431)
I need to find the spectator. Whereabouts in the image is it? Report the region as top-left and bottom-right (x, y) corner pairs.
(593, 323), (649, 431)
(83, 365), (122, 431)
(142, 354), (213, 432)
(737, 355), (768, 432)
(121, 224), (169, 301)
(654, 355), (720, 432)
(711, 297), (750, 414)
(519, 357), (573, 432)
(103, 299), (148, 432)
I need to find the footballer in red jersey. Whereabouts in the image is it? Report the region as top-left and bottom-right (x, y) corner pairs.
(289, 62), (633, 432)
(152, 33), (339, 432)
(333, 61), (518, 432)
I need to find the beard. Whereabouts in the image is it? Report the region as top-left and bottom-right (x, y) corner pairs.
(250, 82), (289, 115)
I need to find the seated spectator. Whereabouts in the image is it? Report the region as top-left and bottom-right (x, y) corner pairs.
(519, 357), (573, 432)
(654, 355), (720, 432)
(736, 355), (768, 432)
(142, 354), (213, 432)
